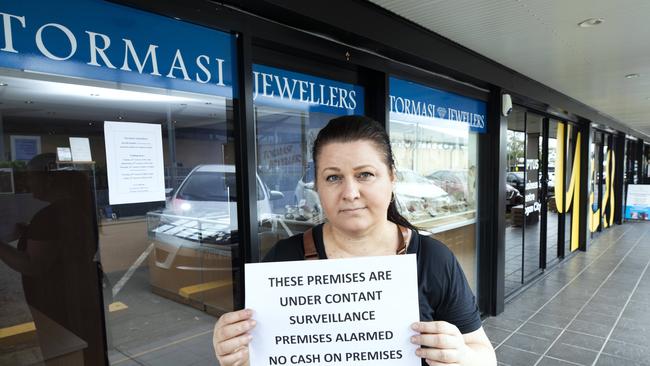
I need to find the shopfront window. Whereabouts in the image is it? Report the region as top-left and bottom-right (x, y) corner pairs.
(252, 64), (365, 257)
(388, 77), (485, 292)
(0, 1), (237, 365)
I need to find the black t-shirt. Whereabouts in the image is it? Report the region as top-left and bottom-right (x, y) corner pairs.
(263, 224), (482, 334)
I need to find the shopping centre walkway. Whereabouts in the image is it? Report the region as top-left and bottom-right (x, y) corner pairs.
(484, 222), (650, 366)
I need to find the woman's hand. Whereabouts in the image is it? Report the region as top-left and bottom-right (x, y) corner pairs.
(411, 321), (470, 365)
(410, 321), (495, 366)
(213, 309), (256, 366)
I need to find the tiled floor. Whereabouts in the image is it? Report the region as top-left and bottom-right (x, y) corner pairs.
(485, 221), (650, 366)
(505, 210), (569, 296)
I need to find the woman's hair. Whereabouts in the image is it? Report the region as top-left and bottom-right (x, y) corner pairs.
(312, 115), (416, 231)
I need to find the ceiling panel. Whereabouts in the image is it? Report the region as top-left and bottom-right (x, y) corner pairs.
(370, 0), (650, 136)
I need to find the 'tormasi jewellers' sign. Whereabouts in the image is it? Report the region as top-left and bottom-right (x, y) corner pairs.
(253, 64), (364, 115)
(0, 0), (235, 97)
(389, 77), (487, 133)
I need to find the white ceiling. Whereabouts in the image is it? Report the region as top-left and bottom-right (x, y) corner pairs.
(369, 0), (650, 137)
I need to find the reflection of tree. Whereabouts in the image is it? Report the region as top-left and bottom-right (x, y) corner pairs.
(507, 130), (525, 171)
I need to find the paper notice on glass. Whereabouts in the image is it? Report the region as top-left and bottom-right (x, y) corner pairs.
(246, 254), (420, 366)
(56, 147), (72, 162)
(104, 121), (165, 205)
(69, 137), (92, 162)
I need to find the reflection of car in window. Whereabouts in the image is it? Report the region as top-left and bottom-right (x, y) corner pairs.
(394, 170), (452, 220)
(427, 170), (468, 201)
(506, 172), (525, 194)
(506, 183), (523, 209)
(147, 165), (283, 312)
(294, 161), (320, 215)
(169, 164), (282, 224)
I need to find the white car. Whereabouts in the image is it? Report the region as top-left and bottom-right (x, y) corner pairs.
(147, 164), (283, 312)
(394, 170), (452, 220)
(168, 164), (282, 226)
(294, 162), (320, 215)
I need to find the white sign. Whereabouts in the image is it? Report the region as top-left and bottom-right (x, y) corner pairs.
(246, 254), (420, 366)
(69, 137), (93, 162)
(104, 121), (165, 205)
(56, 147), (72, 162)
(625, 184), (650, 220)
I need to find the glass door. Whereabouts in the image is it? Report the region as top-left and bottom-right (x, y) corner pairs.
(505, 107), (549, 295)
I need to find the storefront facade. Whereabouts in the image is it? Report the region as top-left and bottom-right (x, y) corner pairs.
(1, 0), (648, 364)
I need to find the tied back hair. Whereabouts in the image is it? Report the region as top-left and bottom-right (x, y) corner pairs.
(312, 115), (416, 231)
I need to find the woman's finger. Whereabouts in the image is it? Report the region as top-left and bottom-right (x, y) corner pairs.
(217, 345), (249, 366)
(415, 347), (460, 363)
(412, 321), (461, 336)
(215, 319), (256, 343)
(217, 309), (253, 328)
(411, 333), (460, 349)
(214, 333), (253, 356)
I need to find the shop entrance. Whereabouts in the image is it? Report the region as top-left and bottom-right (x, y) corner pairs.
(505, 107), (576, 296)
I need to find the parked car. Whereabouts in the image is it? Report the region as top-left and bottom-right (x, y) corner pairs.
(147, 164), (283, 312)
(168, 164), (283, 224)
(506, 183), (523, 208)
(506, 171), (525, 194)
(427, 170), (469, 201)
(294, 161), (320, 215)
(394, 169), (452, 220)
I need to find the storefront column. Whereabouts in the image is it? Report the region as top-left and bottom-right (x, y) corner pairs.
(613, 132), (626, 225)
(579, 121), (592, 251)
(233, 30), (259, 310)
(0, 113), (4, 160)
(478, 88), (506, 315)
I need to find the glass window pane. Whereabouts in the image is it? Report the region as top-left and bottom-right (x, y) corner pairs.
(252, 64), (365, 259)
(0, 73), (237, 366)
(388, 77), (485, 293)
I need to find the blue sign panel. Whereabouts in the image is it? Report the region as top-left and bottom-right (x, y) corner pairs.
(253, 64), (364, 115)
(0, 0), (236, 97)
(389, 77), (487, 133)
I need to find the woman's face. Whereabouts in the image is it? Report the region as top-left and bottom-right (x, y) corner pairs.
(316, 140), (394, 235)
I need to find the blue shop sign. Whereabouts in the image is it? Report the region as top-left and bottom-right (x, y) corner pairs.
(253, 64), (364, 115)
(389, 77), (487, 133)
(0, 0), (236, 97)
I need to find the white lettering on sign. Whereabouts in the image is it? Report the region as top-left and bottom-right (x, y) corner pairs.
(525, 192), (536, 203)
(1, 12), (26, 53)
(526, 159), (539, 170)
(253, 71), (358, 110)
(389, 95), (485, 129)
(525, 201), (542, 216)
(525, 182), (539, 191)
(0, 11), (227, 86)
(35, 23), (77, 61)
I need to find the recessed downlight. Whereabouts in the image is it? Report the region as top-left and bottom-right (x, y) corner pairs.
(625, 73), (640, 79)
(578, 18), (604, 27)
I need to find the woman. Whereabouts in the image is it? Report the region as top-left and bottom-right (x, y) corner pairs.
(213, 115), (496, 366)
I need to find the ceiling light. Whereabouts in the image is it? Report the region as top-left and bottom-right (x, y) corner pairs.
(25, 100), (34, 104)
(578, 18), (604, 27)
(625, 73), (640, 79)
(0, 82), (7, 86)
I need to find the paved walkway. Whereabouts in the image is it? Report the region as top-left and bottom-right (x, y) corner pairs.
(484, 221), (650, 366)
